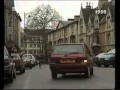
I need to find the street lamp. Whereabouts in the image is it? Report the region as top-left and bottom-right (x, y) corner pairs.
(23, 12), (31, 54)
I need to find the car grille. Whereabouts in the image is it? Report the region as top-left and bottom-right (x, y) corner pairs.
(100, 58), (104, 61)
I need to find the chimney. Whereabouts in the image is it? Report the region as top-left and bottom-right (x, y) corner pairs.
(74, 15), (80, 21)
(86, 2), (91, 9)
(67, 18), (74, 21)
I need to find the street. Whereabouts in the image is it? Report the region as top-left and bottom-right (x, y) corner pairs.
(4, 64), (115, 89)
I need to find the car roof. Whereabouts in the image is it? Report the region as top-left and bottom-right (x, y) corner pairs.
(107, 49), (115, 53)
(55, 43), (85, 46)
(11, 53), (19, 55)
(23, 54), (33, 55)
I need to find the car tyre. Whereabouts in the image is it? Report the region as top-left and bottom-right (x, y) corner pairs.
(20, 69), (23, 74)
(104, 65), (109, 67)
(30, 66), (32, 69)
(52, 72), (57, 79)
(62, 73), (66, 77)
(84, 67), (90, 78)
(23, 68), (25, 73)
(90, 67), (93, 75)
(13, 71), (16, 79)
(8, 71), (13, 83)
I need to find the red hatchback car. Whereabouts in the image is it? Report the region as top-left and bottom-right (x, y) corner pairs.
(49, 43), (94, 79)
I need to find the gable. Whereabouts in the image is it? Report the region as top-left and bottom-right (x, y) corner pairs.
(57, 21), (64, 29)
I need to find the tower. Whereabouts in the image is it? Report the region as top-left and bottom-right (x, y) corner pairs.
(98, 0), (108, 9)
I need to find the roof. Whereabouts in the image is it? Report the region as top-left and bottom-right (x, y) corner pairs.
(4, 0), (14, 8)
(109, 1), (115, 21)
(100, 0), (115, 24)
(24, 29), (54, 36)
(56, 20), (73, 29)
(81, 8), (95, 25)
(55, 43), (85, 46)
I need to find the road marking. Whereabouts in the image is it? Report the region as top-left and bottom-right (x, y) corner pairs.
(23, 69), (32, 89)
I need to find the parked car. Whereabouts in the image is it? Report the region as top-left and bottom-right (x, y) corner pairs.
(93, 53), (106, 66)
(49, 43), (94, 79)
(23, 54), (36, 67)
(11, 53), (25, 74)
(93, 49), (115, 67)
(22, 54), (35, 69)
(99, 49), (115, 67)
(99, 53), (115, 67)
(4, 46), (16, 83)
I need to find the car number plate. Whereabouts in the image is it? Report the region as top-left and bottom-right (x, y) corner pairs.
(60, 60), (75, 63)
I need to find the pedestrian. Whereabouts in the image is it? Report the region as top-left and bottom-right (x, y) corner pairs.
(39, 60), (42, 68)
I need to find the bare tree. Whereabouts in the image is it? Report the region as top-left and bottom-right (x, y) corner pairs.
(26, 4), (63, 62)
(26, 4), (63, 29)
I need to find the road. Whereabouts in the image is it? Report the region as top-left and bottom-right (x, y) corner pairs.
(4, 64), (115, 89)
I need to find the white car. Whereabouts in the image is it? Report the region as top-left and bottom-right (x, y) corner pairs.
(22, 54), (36, 67)
(93, 53), (106, 66)
(107, 49), (115, 54)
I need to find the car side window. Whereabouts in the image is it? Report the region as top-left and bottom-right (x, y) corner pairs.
(84, 44), (90, 55)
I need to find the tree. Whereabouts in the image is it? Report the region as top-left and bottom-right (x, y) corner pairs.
(26, 4), (64, 29)
(26, 4), (64, 62)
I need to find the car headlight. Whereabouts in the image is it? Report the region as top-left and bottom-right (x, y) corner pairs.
(84, 60), (87, 62)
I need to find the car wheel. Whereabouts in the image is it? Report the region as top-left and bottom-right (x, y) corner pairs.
(20, 69), (23, 74)
(8, 71), (13, 83)
(52, 72), (57, 79)
(90, 67), (94, 75)
(23, 68), (25, 73)
(104, 65), (109, 67)
(62, 73), (66, 77)
(13, 71), (16, 79)
(30, 66), (32, 69)
(84, 67), (90, 78)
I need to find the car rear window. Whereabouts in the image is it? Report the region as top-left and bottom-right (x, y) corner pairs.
(11, 54), (20, 59)
(53, 44), (84, 54)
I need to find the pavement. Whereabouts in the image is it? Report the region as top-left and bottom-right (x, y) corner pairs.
(4, 64), (115, 89)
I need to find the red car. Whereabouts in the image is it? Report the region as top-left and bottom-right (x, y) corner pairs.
(11, 53), (25, 74)
(49, 43), (94, 79)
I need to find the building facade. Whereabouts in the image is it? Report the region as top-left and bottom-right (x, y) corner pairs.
(22, 29), (53, 57)
(47, 0), (115, 55)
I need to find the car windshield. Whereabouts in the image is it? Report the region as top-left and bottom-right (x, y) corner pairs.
(22, 54), (32, 59)
(11, 54), (20, 59)
(53, 44), (84, 54)
(4, 46), (9, 59)
(96, 53), (106, 57)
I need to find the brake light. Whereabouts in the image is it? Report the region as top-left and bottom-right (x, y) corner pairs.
(83, 60), (87, 62)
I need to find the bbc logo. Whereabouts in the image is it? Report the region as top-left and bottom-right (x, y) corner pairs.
(95, 10), (107, 14)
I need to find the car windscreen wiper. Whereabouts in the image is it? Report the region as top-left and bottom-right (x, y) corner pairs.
(68, 52), (80, 54)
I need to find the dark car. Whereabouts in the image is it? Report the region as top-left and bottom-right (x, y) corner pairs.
(4, 46), (16, 83)
(99, 53), (115, 67)
(11, 53), (25, 74)
(49, 43), (94, 79)
(92, 53), (106, 66)
(22, 56), (32, 69)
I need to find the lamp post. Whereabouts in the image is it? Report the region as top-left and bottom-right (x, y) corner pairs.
(23, 12), (31, 54)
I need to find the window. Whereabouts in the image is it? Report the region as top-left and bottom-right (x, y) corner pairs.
(29, 43), (32, 47)
(80, 26), (83, 34)
(8, 12), (12, 27)
(107, 16), (111, 27)
(80, 19), (83, 25)
(80, 39), (83, 43)
(85, 44), (91, 55)
(37, 43), (40, 47)
(96, 36), (99, 44)
(53, 44), (84, 54)
(106, 33), (111, 44)
(29, 50), (32, 54)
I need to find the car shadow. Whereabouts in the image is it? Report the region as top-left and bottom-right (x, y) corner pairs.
(56, 73), (94, 80)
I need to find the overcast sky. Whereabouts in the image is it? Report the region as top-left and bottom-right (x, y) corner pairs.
(14, 0), (99, 28)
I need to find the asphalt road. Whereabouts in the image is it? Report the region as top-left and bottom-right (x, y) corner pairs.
(4, 64), (115, 89)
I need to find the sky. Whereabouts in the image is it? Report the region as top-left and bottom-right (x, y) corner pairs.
(14, 0), (99, 28)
